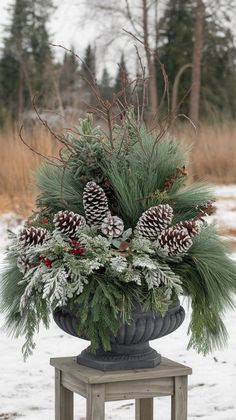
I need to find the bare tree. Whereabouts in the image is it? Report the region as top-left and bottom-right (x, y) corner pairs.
(189, 0), (204, 124)
(142, 0), (158, 118)
(81, 0), (160, 117)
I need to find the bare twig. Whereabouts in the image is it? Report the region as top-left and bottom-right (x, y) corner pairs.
(19, 125), (62, 166)
(32, 96), (75, 155)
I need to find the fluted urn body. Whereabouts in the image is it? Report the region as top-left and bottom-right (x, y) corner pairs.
(53, 300), (185, 371)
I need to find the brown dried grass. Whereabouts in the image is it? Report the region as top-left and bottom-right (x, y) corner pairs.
(174, 121), (236, 184)
(0, 125), (59, 215)
(0, 121), (236, 214)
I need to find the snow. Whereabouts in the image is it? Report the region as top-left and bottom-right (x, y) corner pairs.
(0, 186), (236, 419)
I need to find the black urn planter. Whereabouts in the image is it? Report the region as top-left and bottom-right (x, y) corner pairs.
(53, 300), (185, 371)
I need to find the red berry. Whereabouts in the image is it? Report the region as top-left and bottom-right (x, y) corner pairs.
(39, 256), (53, 268)
(70, 248), (85, 256)
(44, 258), (53, 268)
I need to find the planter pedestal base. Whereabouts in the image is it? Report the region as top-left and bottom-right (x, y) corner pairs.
(50, 356), (192, 420)
(77, 342), (161, 371)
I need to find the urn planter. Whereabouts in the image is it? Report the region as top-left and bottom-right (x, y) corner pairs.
(53, 300), (185, 371)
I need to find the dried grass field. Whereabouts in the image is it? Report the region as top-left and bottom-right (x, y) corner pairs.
(0, 125), (59, 215)
(1, 122), (236, 215)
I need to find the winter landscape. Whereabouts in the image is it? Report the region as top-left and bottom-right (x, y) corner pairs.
(0, 186), (235, 420)
(1, 1), (236, 420)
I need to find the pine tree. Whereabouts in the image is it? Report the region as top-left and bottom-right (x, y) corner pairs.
(115, 53), (129, 94)
(201, 19), (236, 118)
(81, 44), (96, 86)
(100, 67), (113, 100)
(29, 1), (54, 96)
(59, 49), (79, 107)
(0, 0), (54, 121)
(158, 0), (236, 119)
(158, 0), (194, 115)
(80, 44), (96, 104)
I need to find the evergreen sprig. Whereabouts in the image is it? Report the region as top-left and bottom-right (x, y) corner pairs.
(172, 225), (236, 354)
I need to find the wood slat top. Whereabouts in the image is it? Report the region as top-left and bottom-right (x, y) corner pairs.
(50, 357), (192, 384)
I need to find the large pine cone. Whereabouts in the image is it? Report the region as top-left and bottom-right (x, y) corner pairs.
(176, 219), (202, 238)
(19, 227), (48, 247)
(83, 181), (109, 227)
(159, 227), (192, 256)
(101, 214), (124, 238)
(136, 204), (173, 240)
(53, 210), (86, 238)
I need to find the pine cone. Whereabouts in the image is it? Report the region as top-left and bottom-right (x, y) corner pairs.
(53, 210), (86, 238)
(101, 214), (124, 238)
(136, 204), (173, 240)
(159, 227), (192, 256)
(19, 227), (48, 247)
(176, 219), (202, 237)
(196, 201), (216, 218)
(83, 181), (109, 226)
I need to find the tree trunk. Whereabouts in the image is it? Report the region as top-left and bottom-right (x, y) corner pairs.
(18, 65), (24, 117)
(189, 0), (204, 124)
(142, 0), (158, 119)
(172, 63), (192, 116)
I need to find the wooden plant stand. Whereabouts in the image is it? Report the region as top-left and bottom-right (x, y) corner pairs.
(50, 356), (192, 420)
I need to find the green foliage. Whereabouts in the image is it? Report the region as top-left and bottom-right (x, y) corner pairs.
(0, 251), (50, 358)
(35, 164), (84, 213)
(101, 122), (213, 227)
(0, 251), (25, 337)
(169, 183), (214, 223)
(35, 115), (106, 213)
(73, 276), (134, 352)
(172, 225), (236, 354)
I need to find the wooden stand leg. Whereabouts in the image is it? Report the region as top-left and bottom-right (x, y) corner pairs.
(86, 384), (105, 420)
(171, 376), (188, 420)
(55, 368), (74, 420)
(135, 398), (154, 420)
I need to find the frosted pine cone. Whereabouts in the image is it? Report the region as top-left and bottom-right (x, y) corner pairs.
(136, 204), (173, 240)
(19, 226), (48, 247)
(53, 210), (86, 238)
(176, 219), (202, 238)
(101, 214), (124, 238)
(159, 227), (192, 256)
(83, 181), (109, 226)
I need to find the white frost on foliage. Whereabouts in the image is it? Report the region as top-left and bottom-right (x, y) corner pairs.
(132, 255), (157, 270)
(110, 256), (127, 272)
(42, 268), (69, 307)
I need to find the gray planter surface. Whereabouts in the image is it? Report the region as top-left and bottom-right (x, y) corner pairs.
(53, 300), (185, 371)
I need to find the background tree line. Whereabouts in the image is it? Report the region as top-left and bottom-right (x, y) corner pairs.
(0, 0), (236, 126)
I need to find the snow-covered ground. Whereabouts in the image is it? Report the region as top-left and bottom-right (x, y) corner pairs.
(0, 186), (236, 420)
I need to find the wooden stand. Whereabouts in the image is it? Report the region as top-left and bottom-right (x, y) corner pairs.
(50, 356), (192, 420)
